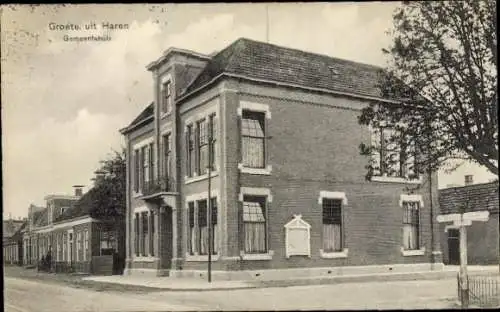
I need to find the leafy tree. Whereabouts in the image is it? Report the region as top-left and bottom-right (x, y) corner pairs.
(359, 1), (498, 179)
(91, 149), (126, 221)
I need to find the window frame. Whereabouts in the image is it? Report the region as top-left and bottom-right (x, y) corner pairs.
(237, 187), (273, 260)
(161, 79), (172, 115)
(370, 126), (422, 184)
(318, 191), (348, 258)
(237, 101), (272, 176)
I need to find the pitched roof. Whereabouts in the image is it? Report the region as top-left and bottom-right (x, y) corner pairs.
(183, 37), (389, 99)
(125, 38), (418, 134)
(121, 102), (154, 134)
(3, 220), (25, 238)
(439, 181), (499, 215)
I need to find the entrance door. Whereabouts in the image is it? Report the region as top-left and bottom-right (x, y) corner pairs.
(447, 229), (460, 265)
(162, 207), (173, 270)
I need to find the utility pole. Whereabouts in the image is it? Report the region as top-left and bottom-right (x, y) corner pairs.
(437, 209), (489, 309)
(207, 116), (213, 283)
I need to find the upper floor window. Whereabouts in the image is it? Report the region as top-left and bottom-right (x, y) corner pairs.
(161, 80), (172, 115)
(241, 111), (266, 168)
(133, 142), (154, 194)
(186, 124), (196, 177)
(208, 114), (217, 171)
(196, 119), (208, 176)
(162, 133), (172, 179)
(371, 127), (418, 179)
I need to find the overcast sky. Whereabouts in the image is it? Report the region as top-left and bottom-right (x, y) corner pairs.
(2, 3), (496, 219)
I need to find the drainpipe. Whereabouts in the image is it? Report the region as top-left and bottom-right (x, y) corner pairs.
(428, 168), (435, 268)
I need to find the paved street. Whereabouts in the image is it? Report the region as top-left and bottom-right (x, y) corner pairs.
(5, 275), (459, 311)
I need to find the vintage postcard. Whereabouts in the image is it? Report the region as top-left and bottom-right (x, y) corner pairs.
(2, 3), (498, 311)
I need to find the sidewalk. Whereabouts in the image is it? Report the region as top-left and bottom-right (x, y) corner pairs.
(83, 265), (500, 292)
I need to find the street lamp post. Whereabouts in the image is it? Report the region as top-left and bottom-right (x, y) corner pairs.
(207, 118), (214, 283)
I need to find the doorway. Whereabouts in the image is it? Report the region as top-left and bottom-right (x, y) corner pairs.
(447, 229), (460, 265)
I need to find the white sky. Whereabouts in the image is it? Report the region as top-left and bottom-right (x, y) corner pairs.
(1, 3), (496, 219)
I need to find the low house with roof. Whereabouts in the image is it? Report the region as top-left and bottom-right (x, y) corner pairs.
(23, 189), (82, 266)
(120, 37), (444, 280)
(3, 217), (27, 265)
(439, 178), (499, 265)
(50, 182), (125, 274)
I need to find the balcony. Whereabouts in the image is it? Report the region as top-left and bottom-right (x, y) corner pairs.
(139, 176), (177, 203)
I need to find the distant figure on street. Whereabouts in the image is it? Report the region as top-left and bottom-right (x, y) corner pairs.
(46, 247), (52, 272)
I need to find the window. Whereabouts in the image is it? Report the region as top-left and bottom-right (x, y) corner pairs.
(134, 149), (140, 193)
(210, 197), (218, 254)
(134, 213), (139, 256)
(188, 202), (195, 255)
(161, 80), (172, 114)
(242, 196), (267, 253)
(62, 233), (67, 261)
(198, 200), (208, 255)
(84, 230), (89, 261)
(241, 111), (266, 168)
(141, 212), (148, 256)
(322, 199), (343, 252)
(142, 146), (149, 184)
(208, 114), (217, 170)
(148, 143), (155, 183)
(149, 213), (155, 256)
(371, 127), (418, 179)
(163, 133), (172, 180)
(186, 197), (218, 256)
(197, 119), (208, 175)
(186, 125), (196, 177)
(402, 201), (420, 250)
(76, 232), (82, 261)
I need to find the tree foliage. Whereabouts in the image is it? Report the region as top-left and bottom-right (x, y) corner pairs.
(90, 149), (126, 221)
(359, 1), (498, 177)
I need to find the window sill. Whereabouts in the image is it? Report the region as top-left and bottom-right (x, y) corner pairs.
(371, 175), (422, 184)
(160, 112), (172, 119)
(185, 171), (219, 184)
(320, 248), (348, 259)
(133, 256), (157, 262)
(185, 254), (220, 262)
(238, 164), (272, 175)
(240, 250), (274, 261)
(132, 192), (143, 199)
(401, 247), (426, 256)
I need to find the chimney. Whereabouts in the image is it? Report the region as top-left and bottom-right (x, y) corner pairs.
(93, 170), (106, 186)
(464, 175), (473, 186)
(73, 185), (84, 197)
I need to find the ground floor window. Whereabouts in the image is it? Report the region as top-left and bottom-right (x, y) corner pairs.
(322, 198), (343, 252)
(134, 210), (155, 257)
(242, 195), (267, 254)
(402, 201), (420, 250)
(186, 197), (218, 255)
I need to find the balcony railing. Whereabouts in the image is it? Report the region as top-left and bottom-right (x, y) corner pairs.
(142, 176), (175, 196)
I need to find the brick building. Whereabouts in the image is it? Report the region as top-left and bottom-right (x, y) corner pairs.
(120, 38), (444, 280)
(439, 179), (499, 265)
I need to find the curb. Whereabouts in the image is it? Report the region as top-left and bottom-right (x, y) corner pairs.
(84, 270), (463, 292)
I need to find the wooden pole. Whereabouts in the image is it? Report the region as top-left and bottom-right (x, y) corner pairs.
(207, 119), (213, 283)
(459, 213), (469, 308)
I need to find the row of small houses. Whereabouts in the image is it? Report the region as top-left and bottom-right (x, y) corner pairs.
(3, 185), (125, 275)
